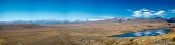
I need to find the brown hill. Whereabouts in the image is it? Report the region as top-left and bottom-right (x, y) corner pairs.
(0, 24), (43, 30)
(84, 18), (167, 25)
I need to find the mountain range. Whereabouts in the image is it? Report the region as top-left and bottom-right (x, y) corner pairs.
(0, 17), (174, 25)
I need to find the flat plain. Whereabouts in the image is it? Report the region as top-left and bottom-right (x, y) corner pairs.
(0, 23), (175, 45)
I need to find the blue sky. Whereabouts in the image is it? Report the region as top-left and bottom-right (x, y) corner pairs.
(0, 0), (175, 21)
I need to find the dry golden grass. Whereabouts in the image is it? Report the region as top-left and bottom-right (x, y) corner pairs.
(0, 23), (174, 45)
(132, 33), (175, 45)
(171, 28), (175, 32)
(0, 29), (114, 45)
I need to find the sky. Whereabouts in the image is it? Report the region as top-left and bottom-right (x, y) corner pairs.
(0, 0), (175, 21)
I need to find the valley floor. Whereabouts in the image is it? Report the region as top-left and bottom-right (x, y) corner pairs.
(0, 23), (175, 45)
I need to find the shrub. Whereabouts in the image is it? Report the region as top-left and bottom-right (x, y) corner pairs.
(171, 37), (175, 42)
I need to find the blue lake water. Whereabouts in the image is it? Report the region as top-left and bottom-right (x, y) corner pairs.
(112, 28), (171, 38)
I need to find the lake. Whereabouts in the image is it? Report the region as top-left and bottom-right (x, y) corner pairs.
(112, 28), (171, 38)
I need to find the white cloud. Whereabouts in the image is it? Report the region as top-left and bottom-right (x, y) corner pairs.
(132, 10), (142, 17)
(154, 10), (165, 16)
(126, 9), (132, 11)
(150, 11), (155, 12)
(131, 8), (166, 17)
(140, 8), (150, 11)
(169, 9), (175, 13)
(143, 12), (153, 17)
(88, 19), (103, 21)
(101, 16), (114, 19)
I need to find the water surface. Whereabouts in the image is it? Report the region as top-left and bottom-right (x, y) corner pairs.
(112, 28), (171, 38)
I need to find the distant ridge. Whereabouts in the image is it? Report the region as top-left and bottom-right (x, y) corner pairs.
(0, 17), (174, 25)
(0, 24), (42, 30)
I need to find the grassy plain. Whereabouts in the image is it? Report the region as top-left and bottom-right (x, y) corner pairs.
(0, 23), (175, 45)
